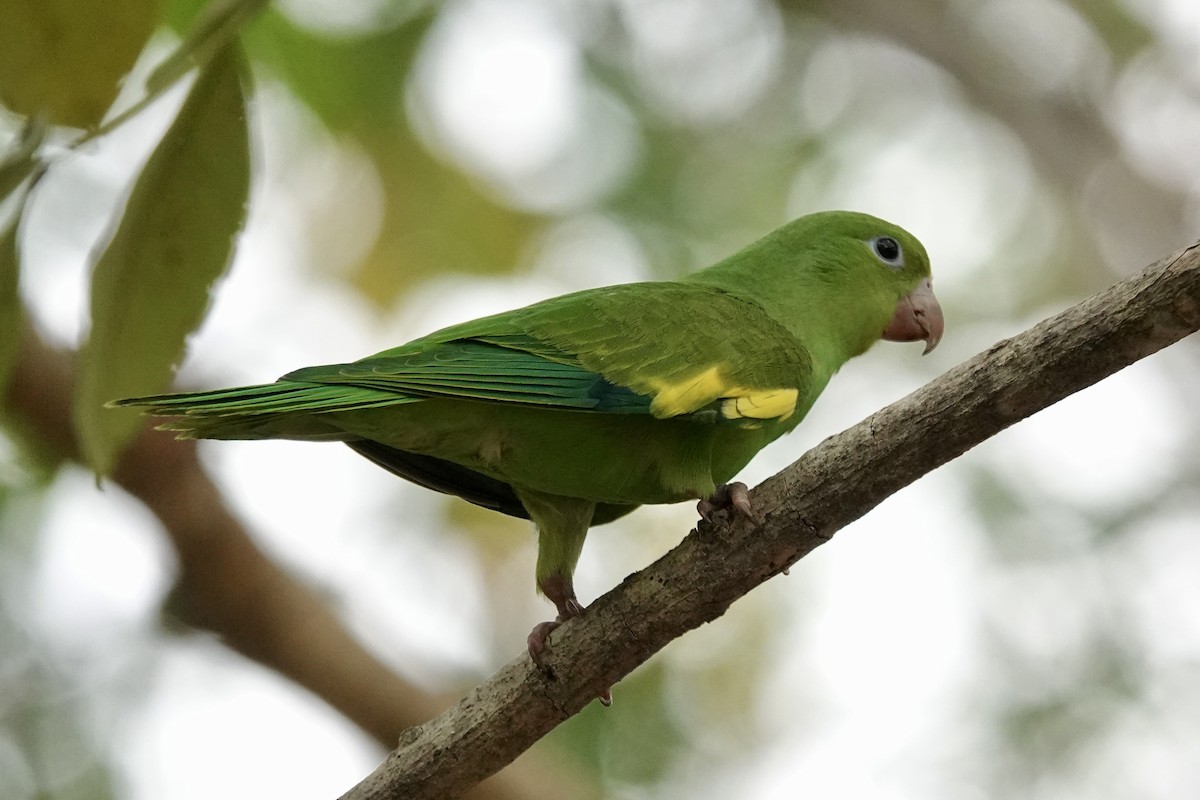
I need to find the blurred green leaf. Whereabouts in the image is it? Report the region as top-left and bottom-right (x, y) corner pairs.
(557, 661), (684, 786)
(146, 0), (270, 94)
(69, 0), (268, 152)
(0, 118), (46, 204)
(74, 43), (251, 476)
(0, 0), (156, 128)
(351, 130), (535, 305)
(1075, 0), (1155, 62)
(238, 10), (537, 302)
(242, 9), (434, 131)
(0, 197), (22, 393)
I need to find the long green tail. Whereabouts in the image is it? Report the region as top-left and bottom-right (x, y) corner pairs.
(110, 380), (416, 441)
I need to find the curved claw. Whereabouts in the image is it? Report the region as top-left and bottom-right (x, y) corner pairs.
(527, 620), (561, 667)
(527, 580), (585, 668)
(527, 595), (614, 706)
(697, 482), (763, 525)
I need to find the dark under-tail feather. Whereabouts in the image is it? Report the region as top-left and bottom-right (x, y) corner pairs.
(345, 439), (530, 519)
(343, 439), (638, 525)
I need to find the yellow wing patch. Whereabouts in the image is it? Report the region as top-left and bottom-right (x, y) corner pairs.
(648, 365), (726, 417)
(719, 388), (799, 420)
(647, 366), (798, 422)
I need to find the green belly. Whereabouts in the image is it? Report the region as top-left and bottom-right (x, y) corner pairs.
(335, 398), (784, 507)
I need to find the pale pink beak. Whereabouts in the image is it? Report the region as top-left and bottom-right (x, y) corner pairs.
(883, 278), (944, 355)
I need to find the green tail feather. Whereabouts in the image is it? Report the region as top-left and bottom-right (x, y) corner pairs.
(110, 380), (418, 441)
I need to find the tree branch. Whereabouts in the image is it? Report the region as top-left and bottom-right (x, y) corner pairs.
(3, 328), (594, 800)
(340, 240), (1200, 799)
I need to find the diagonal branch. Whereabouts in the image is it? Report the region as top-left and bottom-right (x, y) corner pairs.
(341, 240), (1200, 800)
(3, 327), (595, 800)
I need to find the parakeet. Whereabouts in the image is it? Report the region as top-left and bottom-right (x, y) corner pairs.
(114, 210), (942, 661)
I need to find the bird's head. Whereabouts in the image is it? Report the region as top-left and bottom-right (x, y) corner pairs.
(783, 211), (945, 358)
(859, 228), (944, 355)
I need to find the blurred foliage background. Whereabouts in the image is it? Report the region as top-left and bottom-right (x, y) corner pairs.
(2, 0), (1200, 798)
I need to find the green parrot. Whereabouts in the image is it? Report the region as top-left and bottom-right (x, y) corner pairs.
(114, 210), (942, 662)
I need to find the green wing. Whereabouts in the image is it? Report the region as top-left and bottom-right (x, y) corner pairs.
(115, 283), (813, 521)
(119, 282), (813, 426)
(284, 338), (653, 414)
(281, 282), (814, 423)
(509, 282), (814, 421)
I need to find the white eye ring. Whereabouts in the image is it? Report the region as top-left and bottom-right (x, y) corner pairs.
(869, 236), (904, 268)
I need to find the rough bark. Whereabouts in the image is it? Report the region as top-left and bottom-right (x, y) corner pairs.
(339, 240), (1200, 799)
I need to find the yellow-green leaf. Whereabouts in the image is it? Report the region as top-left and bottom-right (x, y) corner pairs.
(0, 198), (23, 394)
(0, 0), (156, 129)
(146, 0), (271, 94)
(74, 43), (251, 476)
(0, 118), (46, 204)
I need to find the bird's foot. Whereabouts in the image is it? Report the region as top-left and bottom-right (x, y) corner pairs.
(527, 574), (584, 667)
(527, 585), (613, 706)
(526, 596), (583, 666)
(697, 481), (763, 525)
(526, 620), (563, 664)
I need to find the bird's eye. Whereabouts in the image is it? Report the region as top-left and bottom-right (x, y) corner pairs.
(870, 236), (903, 268)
